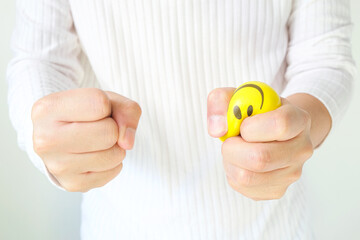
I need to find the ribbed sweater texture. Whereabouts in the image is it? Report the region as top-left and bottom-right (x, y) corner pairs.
(7, 0), (356, 239)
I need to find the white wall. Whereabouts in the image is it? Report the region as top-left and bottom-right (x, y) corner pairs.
(0, 1), (359, 240)
(305, 1), (360, 239)
(0, 2), (81, 240)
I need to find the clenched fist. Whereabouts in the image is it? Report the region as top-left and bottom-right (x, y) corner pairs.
(207, 88), (331, 201)
(31, 88), (141, 192)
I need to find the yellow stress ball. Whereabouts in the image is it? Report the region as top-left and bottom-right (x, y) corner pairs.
(220, 81), (281, 142)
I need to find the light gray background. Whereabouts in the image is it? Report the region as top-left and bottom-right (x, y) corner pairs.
(1, 1), (359, 240)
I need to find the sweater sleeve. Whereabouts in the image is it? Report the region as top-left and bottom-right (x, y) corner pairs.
(282, 0), (357, 126)
(6, 0), (83, 189)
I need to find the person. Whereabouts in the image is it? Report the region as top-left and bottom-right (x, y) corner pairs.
(6, 0), (356, 239)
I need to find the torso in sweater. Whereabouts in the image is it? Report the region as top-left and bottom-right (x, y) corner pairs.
(66, 1), (311, 239)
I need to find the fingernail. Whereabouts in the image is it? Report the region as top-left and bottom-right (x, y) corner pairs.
(124, 128), (136, 149)
(208, 115), (227, 136)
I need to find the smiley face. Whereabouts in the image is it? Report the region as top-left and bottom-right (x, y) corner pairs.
(220, 81), (281, 141)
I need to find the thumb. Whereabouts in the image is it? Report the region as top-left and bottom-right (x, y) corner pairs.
(106, 91), (142, 150)
(207, 87), (235, 138)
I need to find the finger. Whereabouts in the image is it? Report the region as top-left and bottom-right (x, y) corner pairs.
(70, 145), (125, 173)
(221, 135), (313, 173)
(226, 175), (289, 201)
(207, 88), (236, 137)
(51, 117), (119, 153)
(106, 91), (142, 150)
(44, 145), (125, 176)
(74, 145), (125, 173)
(32, 88), (111, 122)
(223, 161), (302, 188)
(240, 98), (310, 142)
(58, 163), (123, 192)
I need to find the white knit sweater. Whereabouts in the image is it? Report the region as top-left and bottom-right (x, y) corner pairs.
(7, 0), (356, 239)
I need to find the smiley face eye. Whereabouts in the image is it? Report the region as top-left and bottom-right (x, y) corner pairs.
(247, 105), (253, 116)
(233, 105), (242, 120)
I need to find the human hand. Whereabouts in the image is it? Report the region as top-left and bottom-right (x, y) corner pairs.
(207, 88), (314, 200)
(31, 88), (142, 192)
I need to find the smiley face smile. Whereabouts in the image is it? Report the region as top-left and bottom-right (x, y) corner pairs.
(220, 81), (281, 142)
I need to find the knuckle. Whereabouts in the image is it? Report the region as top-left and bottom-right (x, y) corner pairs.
(110, 147), (126, 165)
(289, 168), (303, 183)
(226, 175), (240, 192)
(274, 110), (291, 138)
(221, 138), (236, 158)
(33, 132), (53, 154)
(298, 139), (314, 162)
(236, 169), (254, 187)
(47, 160), (69, 176)
(249, 148), (270, 172)
(91, 89), (111, 117)
(225, 173), (255, 197)
(31, 97), (53, 121)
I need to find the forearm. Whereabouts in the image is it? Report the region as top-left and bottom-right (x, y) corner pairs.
(287, 93), (332, 148)
(7, 0), (84, 188)
(283, 0), (355, 145)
